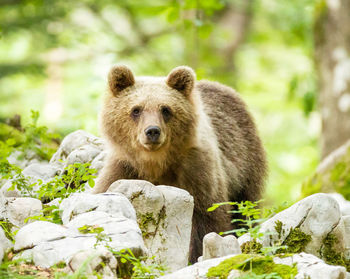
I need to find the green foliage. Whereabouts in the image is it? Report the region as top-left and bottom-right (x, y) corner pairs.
(206, 254), (297, 279)
(0, 220), (16, 242)
(112, 248), (166, 279)
(17, 110), (60, 161)
(35, 162), (97, 202)
(208, 200), (266, 240)
(2, 161), (97, 203)
(25, 204), (63, 225)
(208, 201), (290, 259)
(79, 224), (105, 235)
(0, 111), (60, 161)
(0, 252), (97, 279)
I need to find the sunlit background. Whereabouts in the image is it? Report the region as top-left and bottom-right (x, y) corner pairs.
(0, 0), (321, 205)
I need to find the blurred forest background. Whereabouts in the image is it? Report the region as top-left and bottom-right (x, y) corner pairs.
(1, 0), (349, 206)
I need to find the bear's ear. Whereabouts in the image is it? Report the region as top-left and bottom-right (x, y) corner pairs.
(166, 66), (196, 96)
(108, 65), (135, 96)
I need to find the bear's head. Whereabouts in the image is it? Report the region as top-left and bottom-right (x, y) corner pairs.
(101, 65), (198, 168)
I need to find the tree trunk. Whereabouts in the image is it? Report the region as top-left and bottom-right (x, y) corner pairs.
(315, 0), (350, 158)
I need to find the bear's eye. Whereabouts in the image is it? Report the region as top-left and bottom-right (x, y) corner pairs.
(131, 107), (142, 119)
(161, 106), (172, 122)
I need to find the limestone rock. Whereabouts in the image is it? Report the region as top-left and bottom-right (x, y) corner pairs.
(327, 193), (350, 216)
(50, 130), (104, 167)
(31, 235), (97, 268)
(274, 253), (347, 279)
(22, 163), (60, 181)
(341, 215), (350, 259)
(65, 144), (101, 167)
(59, 192), (136, 224)
(1, 180), (23, 198)
(0, 226), (13, 264)
(6, 197), (42, 227)
(7, 150), (41, 169)
(202, 232), (241, 261)
(239, 193), (342, 258)
(66, 210), (144, 255)
(109, 180), (194, 272)
(67, 248), (117, 278)
(162, 252), (347, 279)
(14, 192), (145, 268)
(0, 196), (42, 229)
(14, 221), (68, 251)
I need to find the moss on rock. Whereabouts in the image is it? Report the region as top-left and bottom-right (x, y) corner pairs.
(138, 212), (157, 238)
(320, 233), (350, 271)
(241, 239), (263, 254)
(137, 206), (166, 238)
(274, 220), (284, 239)
(281, 227), (311, 254)
(206, 254), (297, 279)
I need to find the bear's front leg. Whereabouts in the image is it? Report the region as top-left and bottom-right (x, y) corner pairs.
(177, 148), (232, 262)
(92, 157), (137, 194)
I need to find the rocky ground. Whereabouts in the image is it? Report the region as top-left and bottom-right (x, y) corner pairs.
(1, 130), (350, 278)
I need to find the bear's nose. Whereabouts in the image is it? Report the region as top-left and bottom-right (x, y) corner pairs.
(145, 126), (161, 143)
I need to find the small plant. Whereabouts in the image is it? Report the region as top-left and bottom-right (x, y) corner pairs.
(208, 201), (291, 278)
(25, 204), (63, 224)
(0, 219), (16, 242)
(208, 200), (269, 254)
(112, 248), (167, 279)
(15, 110), (60, 161)
(35, 162), (97, 202)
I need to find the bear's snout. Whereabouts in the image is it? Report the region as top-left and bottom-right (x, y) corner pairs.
(145, 126), (161, 143)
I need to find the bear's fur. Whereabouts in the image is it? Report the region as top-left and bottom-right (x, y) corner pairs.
(93, 65), (267, 262)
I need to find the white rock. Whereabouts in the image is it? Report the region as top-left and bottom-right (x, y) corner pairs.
(66, 211), (145, 255)
(59, 192), (136, 224)
(14, 221), (68, 251)
(67, 247), (117, 278)
(22, 163), (60, 181)
(1, 180), (23, 197)
(163, 252), (347, 279)
(6, 197), (42, 228)
(65, 145), (101, 167)
(32, 236), (97, 268)
(50, 130), (104, 166)
(7, 150), (41, 169)
(0, 226), (13, 263)
(202, 232), (241, 260)
(327, 193), (350, 216)
(109, 180), (194, 272)
(14, 192), (146, 268)
(248, 193), (342, 257)
(341, 215), (350, 259)
(274, 252), (347, 279)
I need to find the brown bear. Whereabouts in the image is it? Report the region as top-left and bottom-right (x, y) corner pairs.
(92, 65), (267, 263)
